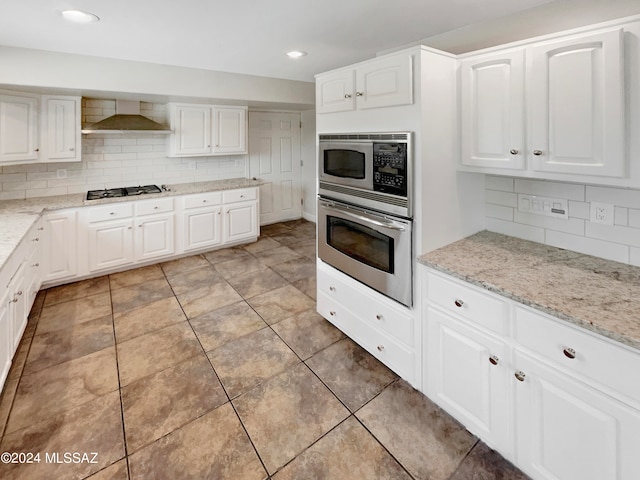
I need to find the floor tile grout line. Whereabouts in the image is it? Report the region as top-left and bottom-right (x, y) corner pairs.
(107, 275), (133, 480)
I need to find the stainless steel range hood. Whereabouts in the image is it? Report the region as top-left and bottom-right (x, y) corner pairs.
(81, 100), (173, 134)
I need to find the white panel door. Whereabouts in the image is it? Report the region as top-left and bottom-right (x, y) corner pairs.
(135, 214), (175, 261)
(426, 306), (510, 452)
(249, 111), (301, 225)
(529, 28), (625, 177)
(42, 96), (81, 162)
(0, 93), (38, 163)
(514, 350), (640, 480)
(88, 219), (134, 272)
(355, 52), (413, 110)
(460, 50), (525, 169)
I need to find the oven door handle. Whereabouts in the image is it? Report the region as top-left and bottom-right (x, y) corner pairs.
(323, 203), (406, 231)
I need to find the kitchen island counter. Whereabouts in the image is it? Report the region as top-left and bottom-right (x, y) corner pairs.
(418, 230), (640, 350)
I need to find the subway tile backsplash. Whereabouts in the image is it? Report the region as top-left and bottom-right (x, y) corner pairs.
(485, 175), (640, 266)
(0, 98), (247, 200)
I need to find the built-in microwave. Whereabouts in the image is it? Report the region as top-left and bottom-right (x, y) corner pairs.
(318, 132), (412, 218)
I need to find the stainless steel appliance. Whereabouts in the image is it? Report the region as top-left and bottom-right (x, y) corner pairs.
(317, 197), (413, 307)
(318, 132), (412, 218)
(86, 184), (162, 200)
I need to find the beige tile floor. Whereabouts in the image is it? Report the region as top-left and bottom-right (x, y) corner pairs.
(0, 219), (529, 480)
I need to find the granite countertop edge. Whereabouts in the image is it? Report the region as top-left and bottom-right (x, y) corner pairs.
(0, 178), (263, 272)
(418, 231), (640, 352)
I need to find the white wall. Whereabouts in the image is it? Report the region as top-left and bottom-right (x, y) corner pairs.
(0, 99), (246, 200)
(0, 46), (315, 110)
(301, 109), (317, 222)
(485, 175), (640, 266)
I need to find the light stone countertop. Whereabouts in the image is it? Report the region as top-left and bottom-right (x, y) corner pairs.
(418, 230), (640, 351)
(0, 178), (262, 273)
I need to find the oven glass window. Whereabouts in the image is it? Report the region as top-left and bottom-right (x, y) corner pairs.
(327, 216), (393, 273)
(324, 149), (365, 179)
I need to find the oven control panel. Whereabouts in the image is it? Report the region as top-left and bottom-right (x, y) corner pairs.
(373, 143), (407, 196)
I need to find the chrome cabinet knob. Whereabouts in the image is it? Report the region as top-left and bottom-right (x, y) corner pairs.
(533, 150), (543, 156)
(329, 286), (336, 292)
(514, 371), (526, 382)
(509, 149), (519, 155)
(375, 314), (383, 321)
(344, 94), (352, 99)
(377, 345), (385, 352)
(33, 237), (39, 242)
(69, 148), (75, 151)
(489, 355), (499, 366)
(563, 347), (576, 359)
(329, 311), (336, 317)
(355, 91), (364, 97)
(454, 298), (464, 308)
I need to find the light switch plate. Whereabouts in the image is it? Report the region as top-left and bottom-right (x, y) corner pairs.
(518, 194), (568, 219)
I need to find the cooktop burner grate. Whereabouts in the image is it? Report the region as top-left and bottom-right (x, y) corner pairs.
(87, 185), (162, 201)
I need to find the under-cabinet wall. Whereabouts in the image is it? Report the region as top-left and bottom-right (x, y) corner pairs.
(485, 175), (640, 266)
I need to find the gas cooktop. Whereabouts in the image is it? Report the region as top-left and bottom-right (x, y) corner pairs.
(87, 185), (163, 201)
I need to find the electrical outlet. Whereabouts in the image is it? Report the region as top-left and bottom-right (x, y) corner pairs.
(56, 169), (67, 179)
(590, 202), (614, 225)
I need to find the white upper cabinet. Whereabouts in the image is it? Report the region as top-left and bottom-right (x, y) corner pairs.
(168, 104), (213, 157)
(458, 21), (636, 186)
(168, 103), (247, 157)
(529, 28), (625, 177)
(41, 96), (82, 163)
(0, 93), (39, 164)
(213, 107), (247, 154)
(316, 51), (413, 114)
(460, 50), (525, 170)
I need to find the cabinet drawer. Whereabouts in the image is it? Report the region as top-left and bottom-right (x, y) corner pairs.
(183, 192), (223, 209)
(514, 306), (640, 402)
(318, 265), (414, 346)
(223, 188), (256, 204)
(427, 272), (509, 336)
(318, 291), (415, 382)
(87, 203), (133, 223)
(135, 197), (174, 216)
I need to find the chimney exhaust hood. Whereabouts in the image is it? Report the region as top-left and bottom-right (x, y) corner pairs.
(81, 100), (173, 134)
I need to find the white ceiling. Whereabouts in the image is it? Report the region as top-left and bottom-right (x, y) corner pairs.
(1, 0), (639, 83)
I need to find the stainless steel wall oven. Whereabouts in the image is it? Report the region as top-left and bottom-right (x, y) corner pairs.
(317, 132), (413, 307)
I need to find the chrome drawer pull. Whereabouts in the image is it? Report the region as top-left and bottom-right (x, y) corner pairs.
(563, 347), (576, 359)
(510, 149), (519, 155)
(514, 371), (526, 382)
(533, 150), (543, 156)
(454, 298), (464, 308)
(489, 355), (499, 366)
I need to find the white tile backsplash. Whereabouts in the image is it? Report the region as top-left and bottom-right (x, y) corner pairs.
(0, 98), (248, 200)
(486, 175), (640, 265)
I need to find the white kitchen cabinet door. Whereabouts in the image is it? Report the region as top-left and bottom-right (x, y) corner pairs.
(168, 104), (212, 157)
(213, 107), (247, 154)
(425, 306), (510, 453)
(0, 93), (39, 164)
(88, 219), (134, 273)
(183, 207), (222, 251)
(135, 214), (175, 262)
(41, 210), (77, 283)
(223, 202), (258, 243)
(7, 263), (27, 355)
(41, 96), (81, 162)
(460, 50), (525, 170)
(355, 52), (413, 110)
(0, 290), (11, 389)
(316, 69), (356, 114)
(528, 28), (625, 177)
(514, 350), (640, 480)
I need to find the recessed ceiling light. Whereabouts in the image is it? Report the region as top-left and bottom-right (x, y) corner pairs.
(286, 51), (307, 59)
(61, 10), (100, 23)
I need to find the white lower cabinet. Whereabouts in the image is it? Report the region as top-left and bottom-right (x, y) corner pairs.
(88, 219), (135, 272)
(423, 267), (640, 480)
(222, 188), (259, 244)
(317, 260), (418, 386)
(425, 306), (509, 452)
(0, 291), (11, 387)
(41, 209), (77, 283)
(514, 350), (640, 480)
(182, 192), (223, 251)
